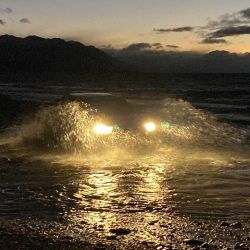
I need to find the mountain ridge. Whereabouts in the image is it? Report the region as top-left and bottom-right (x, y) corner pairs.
(0, 35), (122, 73)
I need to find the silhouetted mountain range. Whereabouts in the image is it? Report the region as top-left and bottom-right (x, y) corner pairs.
(0, 35), (120, 73)
(1, 35), (250, 76)
(104, 47), (250, 73)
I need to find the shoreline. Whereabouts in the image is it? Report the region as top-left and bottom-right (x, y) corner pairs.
(0, 211), (249, 249)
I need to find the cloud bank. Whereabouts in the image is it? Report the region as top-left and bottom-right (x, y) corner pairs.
(154, 7), (250, 45)
(121, 43), (151, 52)
(105, 43), (167, 54)
(201, 37), (227, 44)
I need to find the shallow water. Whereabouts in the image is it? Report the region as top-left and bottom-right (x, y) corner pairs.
(0, 87), (250, 229)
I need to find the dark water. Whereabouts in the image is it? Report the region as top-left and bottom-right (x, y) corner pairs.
(0, 74), (250, 230)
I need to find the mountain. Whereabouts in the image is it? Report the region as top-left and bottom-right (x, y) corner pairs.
(0, 35), (121, 73)
(104, 48), (250, 74)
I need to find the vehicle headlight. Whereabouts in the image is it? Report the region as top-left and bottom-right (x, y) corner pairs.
(144, 122), (156, 132)
(94, 124), (113, 135)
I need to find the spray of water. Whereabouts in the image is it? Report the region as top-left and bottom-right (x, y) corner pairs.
(158, 98), (246, 147)
(19, 101), (148, 154)
(0, 98), (247, 164)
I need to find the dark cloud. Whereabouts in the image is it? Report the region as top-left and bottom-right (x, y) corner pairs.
(154, 26), (194, 33)
(152, 43), (161, 46)
(207, 16), (243, 29)
(201, 37), (228, 44)
(211, 26), (250, 38)
(166, 45), (179, 49)
(240, 8), (250, 19)
(0, 19), (5, 25)
(198, 7), (250, 45)
(101, 42), (168, 56)
(0, 8), (12, 14)
(121, 43), (151, 53)
(204, 8), (250, 30)
(152, 43), (163, 49)
(114, 42), (165, 54)
(20, 18), (31, 24)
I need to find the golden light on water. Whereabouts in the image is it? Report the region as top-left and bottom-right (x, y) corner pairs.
(94, 124), (113, 135)
(144, 122), (156, 132)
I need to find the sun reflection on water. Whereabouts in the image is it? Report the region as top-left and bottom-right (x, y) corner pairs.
(74, 170), (120, 211)
(139, 163), (170, 205)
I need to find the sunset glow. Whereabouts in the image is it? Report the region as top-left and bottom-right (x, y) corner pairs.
(0, 0), (250, 53)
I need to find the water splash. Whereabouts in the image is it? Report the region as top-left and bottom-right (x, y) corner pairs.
(0, 98), (247, 161)
(158, 98), (246, 147)
(19, 101), (148, 154)
(0, 98), (249, 223)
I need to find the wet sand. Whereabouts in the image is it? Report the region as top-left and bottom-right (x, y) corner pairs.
(1, 211), (249, 249)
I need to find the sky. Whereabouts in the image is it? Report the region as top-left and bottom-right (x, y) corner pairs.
(0, 0), (250, 53)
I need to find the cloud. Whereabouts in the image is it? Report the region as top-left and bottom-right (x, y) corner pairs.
(201, 37), (228, 44)
(0, 7), (12, 14)
(153, 10), (245, 44)
(110, 42), (165, 54)
(204, 8), (250, 30)
(210, 26), (250, 38)
(198, 7), (250, 44)
(152, 43), (163, 49)
(206, 16), (243, 30)
(0, 19), (5, 25)
(166, 44), (179, 49)
(101, 42), (169, 56)
(20, 18), (31, 24)
(154, 26), (194, 33)
(240, 8), (250, 19)
(121, 43), (152, 53)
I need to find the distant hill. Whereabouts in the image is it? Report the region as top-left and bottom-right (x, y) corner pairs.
(104, 47), (250, 74)
(0, 35), (121, 73)
(1, 35), (249, 78)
